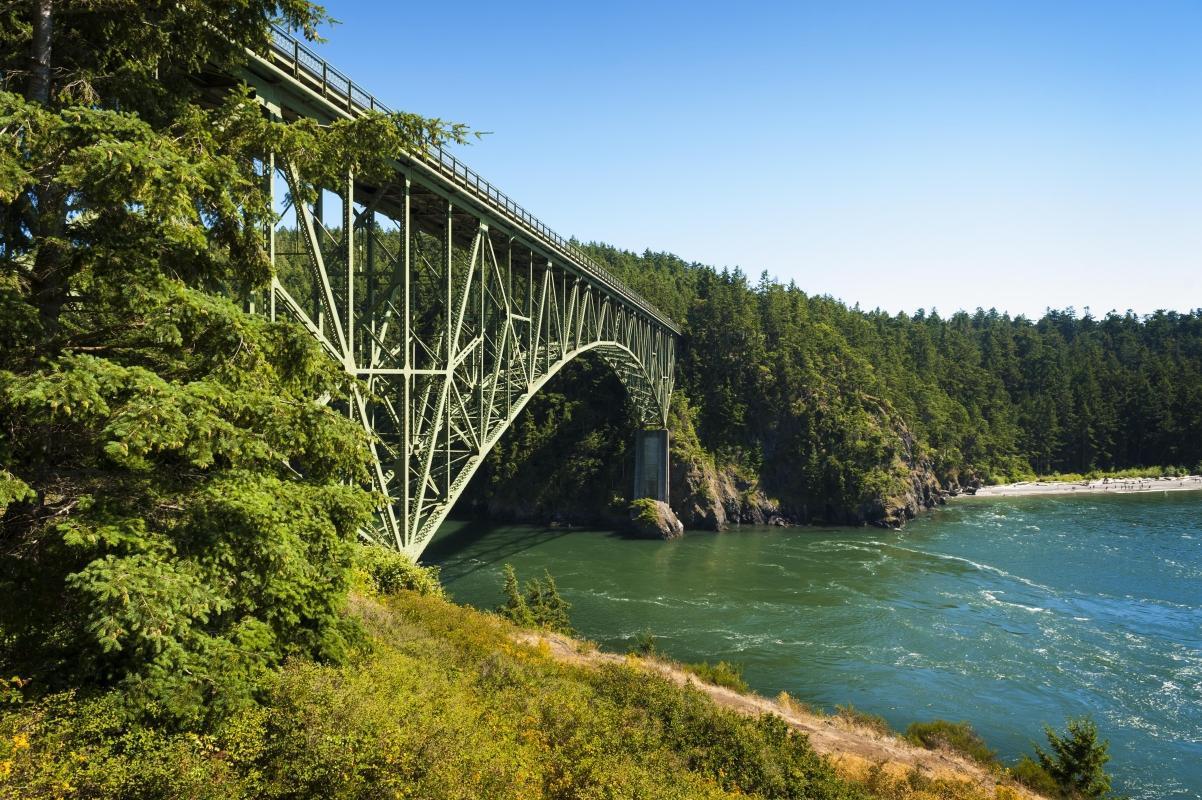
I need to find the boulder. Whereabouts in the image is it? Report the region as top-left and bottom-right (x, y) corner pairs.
(628, 499), (685, 540)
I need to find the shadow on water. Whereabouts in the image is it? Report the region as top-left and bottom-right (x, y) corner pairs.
(423, 517), (579, 584)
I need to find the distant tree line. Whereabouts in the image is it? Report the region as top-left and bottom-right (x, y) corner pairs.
(599, 244), (1202, 477)
(471, 244), (1202, 522)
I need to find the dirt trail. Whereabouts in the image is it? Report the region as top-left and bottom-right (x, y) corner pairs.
(515, 630), (1043, 798)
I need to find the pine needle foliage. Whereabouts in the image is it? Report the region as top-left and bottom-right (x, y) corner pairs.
(0, 0), (469, 727)
(1033, 717), (1116, 800)
(355, 544), (444, 598)
(497, 564), (573, 635)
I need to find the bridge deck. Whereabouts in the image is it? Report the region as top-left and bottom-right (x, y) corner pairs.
(244, 26), (679, 335)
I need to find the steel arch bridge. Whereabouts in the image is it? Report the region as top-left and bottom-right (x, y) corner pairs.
(229, 29), (678, 558)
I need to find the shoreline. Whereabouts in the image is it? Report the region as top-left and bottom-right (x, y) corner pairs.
(966, 474), (1202, 498)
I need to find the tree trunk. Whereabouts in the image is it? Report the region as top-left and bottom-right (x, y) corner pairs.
(24, 0), (70, 345)
(27, 0), (53, 104)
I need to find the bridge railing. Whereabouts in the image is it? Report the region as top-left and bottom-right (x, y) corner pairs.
(264, 27), (681, 335)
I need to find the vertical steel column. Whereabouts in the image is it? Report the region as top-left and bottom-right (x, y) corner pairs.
(526, 249), (534, 384)
(444, 201), (453, 495)
(401, 177), (411, 550)
(364, 201), (374, 374)
(314, 191), (324, 336)
(507, 238), (514, 420)
(344, 170), (355, 371)
(478, 221), (487, 441)
(545, 259), (554, 371)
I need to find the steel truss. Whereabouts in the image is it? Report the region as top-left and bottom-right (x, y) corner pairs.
(231, 29), (678, 558)
(257, 157), (674, 558)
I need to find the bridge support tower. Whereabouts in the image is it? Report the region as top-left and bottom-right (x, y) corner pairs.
(633, 429), (670, 503)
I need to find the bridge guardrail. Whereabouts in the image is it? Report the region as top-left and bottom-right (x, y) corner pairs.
(264, 26), (681, 335)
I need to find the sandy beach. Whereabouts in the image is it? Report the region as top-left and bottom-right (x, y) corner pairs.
(970, 475), (1202, 498)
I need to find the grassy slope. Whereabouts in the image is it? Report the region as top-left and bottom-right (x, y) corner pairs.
(1, 590), (1037, 800)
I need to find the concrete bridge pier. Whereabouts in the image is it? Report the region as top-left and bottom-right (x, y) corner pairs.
(633, 429), (670, 502)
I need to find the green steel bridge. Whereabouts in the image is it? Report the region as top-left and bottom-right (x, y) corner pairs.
(228, 28), (678, 558)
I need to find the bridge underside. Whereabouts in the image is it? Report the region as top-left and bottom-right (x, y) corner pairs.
(254, 155), (675, 557)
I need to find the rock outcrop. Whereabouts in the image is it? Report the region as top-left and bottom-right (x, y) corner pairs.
(865, 437), (942, 528)
(667, 393), (965, 531)
(667, 396), (785, 531)
(669, 453), (783, 531)
(848, 414), (951, 528)
(627, 499), (685, 540)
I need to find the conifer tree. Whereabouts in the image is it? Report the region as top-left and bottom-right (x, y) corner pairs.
(529, 570), (572, 635)
(0, 1), (468, 725)
(1035, 717), (1115, 800)
(498, 564), (534, 627)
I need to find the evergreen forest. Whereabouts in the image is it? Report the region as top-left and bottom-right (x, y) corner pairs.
(471, 244), (1202, 527)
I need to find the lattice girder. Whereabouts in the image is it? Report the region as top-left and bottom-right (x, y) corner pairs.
(262, 158), (676, 558)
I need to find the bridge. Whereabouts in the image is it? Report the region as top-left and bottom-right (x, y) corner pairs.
(226, 28), (679, 558)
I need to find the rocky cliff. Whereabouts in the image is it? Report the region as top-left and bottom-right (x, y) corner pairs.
(666, 394), (787, 531)
(666, 392), (964, 531)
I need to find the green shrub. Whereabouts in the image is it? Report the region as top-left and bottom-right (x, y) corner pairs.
(1012, 755), (1061, 796)
(630, 628), (660, 657)
(629, 497), (661, 526)
(905, 719), (997, 766)
(0, 691), (252, 798)
(1031, 717), (1116, 799)
(834, 704), (892, 736)
(586, 662), (862, 800)
(1039, 465), (1192, 483)
(683, 660), (750, 693)
(1043, 471), (1087, 483)
(496, 564), (573, 635)
(354, 544), (444, 597)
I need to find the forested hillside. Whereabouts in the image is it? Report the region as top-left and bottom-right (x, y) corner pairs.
(468, 244), (1202, 528)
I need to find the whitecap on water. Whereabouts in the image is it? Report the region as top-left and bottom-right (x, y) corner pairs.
(981, 589), (1049, 614)
(882, 543), (1062, 597)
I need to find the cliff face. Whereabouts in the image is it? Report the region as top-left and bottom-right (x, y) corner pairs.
(856, 426), (945, 528)
(666, 394), (786, 531)
(670, 451), (785, 530)
(667, 392), (958, 531)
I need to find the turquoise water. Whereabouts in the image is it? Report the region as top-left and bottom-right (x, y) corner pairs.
(426, 492), (1202, 798)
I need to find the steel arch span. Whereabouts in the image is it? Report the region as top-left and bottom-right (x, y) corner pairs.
(233, 30), (678, 558)
(265, 166), (675, 556)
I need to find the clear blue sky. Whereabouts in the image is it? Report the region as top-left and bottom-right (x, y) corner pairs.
(309, 1), (1202, 319)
